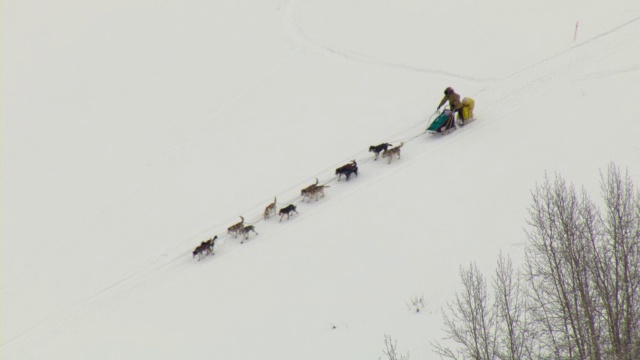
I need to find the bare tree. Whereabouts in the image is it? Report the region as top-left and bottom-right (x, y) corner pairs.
(432, 262), (498, 360)
(380, 335), (409, 360)
(432, 255), (533, 360)
(492, 253), (532, 360)
(433, 164), (640, 360)
(524, 173), (603, 359)
(592, 164), (640, 359)
(523, 165), (640, 359)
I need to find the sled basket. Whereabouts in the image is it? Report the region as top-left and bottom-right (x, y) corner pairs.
(427, 110), (455, 134)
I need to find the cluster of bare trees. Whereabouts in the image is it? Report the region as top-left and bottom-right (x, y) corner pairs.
(432, 164), (640, 360)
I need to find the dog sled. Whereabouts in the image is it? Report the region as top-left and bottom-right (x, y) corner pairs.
(427, 109), (457, 135)
(427, 97), (476, 134)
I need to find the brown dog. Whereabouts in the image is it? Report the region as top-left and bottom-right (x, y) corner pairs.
(306, 185), (329, 201)
(381, 142), (404, 163)
(301, 178), (319, 200)
(227, 216), (245, 238)
(263, 197), (277, 219)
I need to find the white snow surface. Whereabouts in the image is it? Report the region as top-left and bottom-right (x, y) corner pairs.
(3, 0), (640, 358)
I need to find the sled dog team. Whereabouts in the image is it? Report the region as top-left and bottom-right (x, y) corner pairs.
(193, 87), (474, 260)
(192, 142), (404, 260)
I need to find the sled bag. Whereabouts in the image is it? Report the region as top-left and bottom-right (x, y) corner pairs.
(462, 97), (475, 120)
(427, 110), (453, 132)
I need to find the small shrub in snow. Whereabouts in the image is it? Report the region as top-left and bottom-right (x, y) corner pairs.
(406, 294), (425, 313)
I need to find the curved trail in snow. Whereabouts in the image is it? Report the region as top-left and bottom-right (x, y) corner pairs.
(281, 0), (640, 94)
(280, 0), (501, 82)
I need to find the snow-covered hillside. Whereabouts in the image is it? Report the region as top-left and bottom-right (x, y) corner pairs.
(3, 0), (640, 358)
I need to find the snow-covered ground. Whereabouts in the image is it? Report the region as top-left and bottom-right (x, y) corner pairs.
(3, 0), (640, 358)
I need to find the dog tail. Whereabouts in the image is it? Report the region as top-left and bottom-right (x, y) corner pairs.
(398, 142), (404, 148)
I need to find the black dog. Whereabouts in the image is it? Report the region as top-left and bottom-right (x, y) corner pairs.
(279, 204), (299, 221)
(335, 160), (358, 181)
(369, 143), (392, 160)
(192, 236), (217, 261)
(192, 244), (205, 259)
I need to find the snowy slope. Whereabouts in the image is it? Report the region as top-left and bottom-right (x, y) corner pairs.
(3, 0), (640, 358)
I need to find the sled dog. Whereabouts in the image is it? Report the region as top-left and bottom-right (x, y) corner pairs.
(301, 179), (319, 199)
(369, 143), (392, 160)
(263, 197), (277, 219)
(335, 160), (358, 181)
(279, 204), (298, 221)
(381, 142), (404, 163)
(240, 225), (258, 243)
(227, 216), (245, 238)
(193, 236), (217, 261)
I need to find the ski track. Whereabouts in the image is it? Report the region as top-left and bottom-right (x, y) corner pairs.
(475, 20), (640, 124)
(4, 50), (297, 298)
(579, 64), (640, 81)
(281, 0), (501, 82)
(4, 5), (640, 356)
(499, 15), (640, 82)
